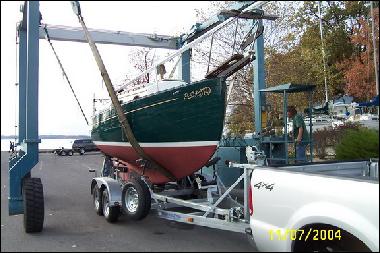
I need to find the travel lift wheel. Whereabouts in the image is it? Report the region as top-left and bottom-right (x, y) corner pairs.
(122, 177), (151, 220)
(22, 178), (44, 233)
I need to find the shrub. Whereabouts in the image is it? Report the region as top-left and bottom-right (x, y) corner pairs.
(312, 122), (362, 159)
(335, 128), (379, 160)
(313, 127), (331, 159)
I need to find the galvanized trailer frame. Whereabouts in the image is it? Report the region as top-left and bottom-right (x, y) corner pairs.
(150, 164), (256, 234)
(90, 155), (260, 234)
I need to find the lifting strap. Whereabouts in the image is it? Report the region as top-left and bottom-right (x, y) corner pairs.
(70, 1), (176, 181)
(43, 25), (89, 126)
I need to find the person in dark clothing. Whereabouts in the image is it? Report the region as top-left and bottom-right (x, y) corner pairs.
(287, 106), (309, 163)
(9, 141), (14, 153)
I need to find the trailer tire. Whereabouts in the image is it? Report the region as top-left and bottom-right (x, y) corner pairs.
(122, 178), (151, 220)
(23, 178), (44, 233)
(102, 190), (119, 223)
(92, 184), (103, 216)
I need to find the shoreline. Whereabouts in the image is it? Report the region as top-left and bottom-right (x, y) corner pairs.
(4, 150), (103, 154)
(5, 149), (56, 154)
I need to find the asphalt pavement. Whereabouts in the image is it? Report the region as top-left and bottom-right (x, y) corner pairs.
(1, 151), (256, 252)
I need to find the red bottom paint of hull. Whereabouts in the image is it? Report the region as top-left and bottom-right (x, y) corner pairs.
(97, 144), (218, 184)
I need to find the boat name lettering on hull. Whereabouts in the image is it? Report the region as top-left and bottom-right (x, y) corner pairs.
(184, 87), (212, 100)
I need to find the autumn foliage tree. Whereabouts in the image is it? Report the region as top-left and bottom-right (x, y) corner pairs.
(125, 1), (379, 137)
(337, 7), (379, 101)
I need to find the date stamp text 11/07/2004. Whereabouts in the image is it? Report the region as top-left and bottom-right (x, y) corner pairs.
(269, 229), (342, 241)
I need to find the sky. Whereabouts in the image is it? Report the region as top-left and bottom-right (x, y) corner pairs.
(1, 1), (212, 136)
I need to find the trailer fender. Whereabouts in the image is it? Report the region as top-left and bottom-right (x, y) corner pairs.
(91, 177), (122, 207)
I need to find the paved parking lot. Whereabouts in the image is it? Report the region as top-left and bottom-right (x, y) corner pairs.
(1, 152), (256, 252)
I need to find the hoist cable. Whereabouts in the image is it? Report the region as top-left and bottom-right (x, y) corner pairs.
(43, 25), (89, 126)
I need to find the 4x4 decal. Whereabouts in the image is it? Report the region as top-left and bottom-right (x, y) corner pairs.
(254, 182), (274, 191)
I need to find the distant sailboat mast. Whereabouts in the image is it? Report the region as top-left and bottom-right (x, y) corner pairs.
(318, 1), (329, 104)
(370, 1), (379, 116)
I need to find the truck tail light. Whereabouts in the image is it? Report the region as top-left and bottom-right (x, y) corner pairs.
(248, 184), (253, 215)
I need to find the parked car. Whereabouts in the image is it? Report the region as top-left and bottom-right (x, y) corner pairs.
(72, 139), (99, 155)
(53, 147), (73, 156)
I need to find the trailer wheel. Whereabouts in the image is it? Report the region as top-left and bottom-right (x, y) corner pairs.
(102, 190), (120, 223)
(92, 184), (103, 216)
(23, 178), (44, 233)
(122, 178), (151, 220)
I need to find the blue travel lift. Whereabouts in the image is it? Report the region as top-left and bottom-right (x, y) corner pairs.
(9, 1), (267, 232)
(8, 2), (43, 233)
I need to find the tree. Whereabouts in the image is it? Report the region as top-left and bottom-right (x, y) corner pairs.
(336, 6), (379, 101)
(128, 47), (155, 84)
(192, 2), (257, 135)
(264, 1), (378, 107)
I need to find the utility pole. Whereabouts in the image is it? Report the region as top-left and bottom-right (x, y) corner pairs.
(318, 1), (329, 104)
(370, 1), (379, 115)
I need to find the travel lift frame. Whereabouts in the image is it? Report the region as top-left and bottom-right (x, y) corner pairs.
(9, 1), (272, 234)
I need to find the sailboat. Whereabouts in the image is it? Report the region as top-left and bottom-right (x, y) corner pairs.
(92, 77), (227, 184)
(71, 0), (258, 184)
(91, 50), (253, 184)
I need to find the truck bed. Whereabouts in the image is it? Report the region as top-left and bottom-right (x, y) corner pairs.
(248, 158), (379, 252)
(267, 159), (379, 181)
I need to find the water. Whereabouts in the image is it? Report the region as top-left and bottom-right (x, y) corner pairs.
(1, 138), (76, 151)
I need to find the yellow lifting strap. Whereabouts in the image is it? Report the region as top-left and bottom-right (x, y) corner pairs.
(70, 1), (176, 181)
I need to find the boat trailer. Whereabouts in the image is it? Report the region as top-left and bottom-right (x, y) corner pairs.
(89, 155), (261, 234)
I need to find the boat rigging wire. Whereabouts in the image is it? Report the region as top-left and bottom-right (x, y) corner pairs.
(168, 56), (181, 79)
(207, 35), (214, 73)
(42, 25), (89, 126)
(231, 18), (239, 55)
(116, 1), (268, 93)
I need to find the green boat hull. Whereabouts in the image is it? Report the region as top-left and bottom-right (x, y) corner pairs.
(91, 77), (227, 183)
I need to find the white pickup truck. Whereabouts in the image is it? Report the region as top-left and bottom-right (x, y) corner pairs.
(245, 159), (379, 252)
